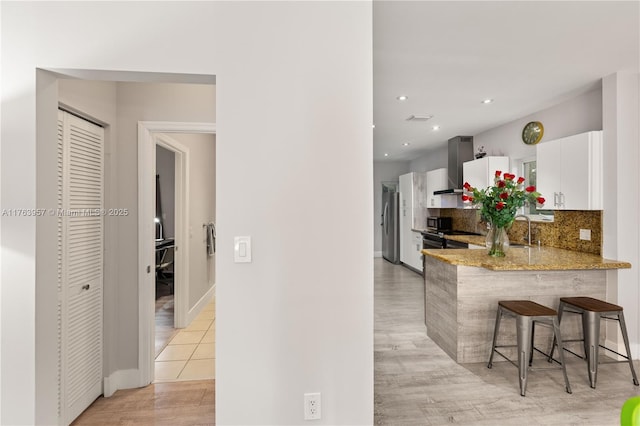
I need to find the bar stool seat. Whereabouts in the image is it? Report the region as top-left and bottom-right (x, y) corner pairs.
(488, 300), (572, 396)
(550, 296), (639, 389)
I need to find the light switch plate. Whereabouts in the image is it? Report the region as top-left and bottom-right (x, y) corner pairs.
(234, 236), (252, 263)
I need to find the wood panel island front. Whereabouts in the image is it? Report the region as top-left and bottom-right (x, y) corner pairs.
(421, 246), (631, 364)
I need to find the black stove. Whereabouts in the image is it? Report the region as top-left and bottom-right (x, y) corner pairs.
(421, 229), (480, 249)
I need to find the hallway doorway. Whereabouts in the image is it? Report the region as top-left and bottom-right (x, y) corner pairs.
(139, 124), (217, 385)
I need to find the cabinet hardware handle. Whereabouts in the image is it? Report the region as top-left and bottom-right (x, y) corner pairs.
(553, 192), (559, 207)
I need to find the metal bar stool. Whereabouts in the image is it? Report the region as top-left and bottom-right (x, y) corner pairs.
(488, 300), (572, 396)
(549, 296), (639, 389)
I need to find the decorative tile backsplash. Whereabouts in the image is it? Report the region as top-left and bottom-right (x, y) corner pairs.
(439, 209), (602, 255)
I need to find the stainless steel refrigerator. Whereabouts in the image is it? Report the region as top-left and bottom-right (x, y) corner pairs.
(381, 191), (400, 264)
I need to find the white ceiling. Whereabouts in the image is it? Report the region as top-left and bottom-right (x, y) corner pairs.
(373, 1), (640, 161)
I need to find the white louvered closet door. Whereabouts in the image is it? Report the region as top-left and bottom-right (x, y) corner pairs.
(57, 109), (104, 425)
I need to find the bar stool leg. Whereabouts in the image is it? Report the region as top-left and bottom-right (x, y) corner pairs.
(583, 310), (600, 388)
(487, 306), (502, 369)
(516, 315), (533, 396)
(618, 311), (640, 386)
(529, 321), (536, 367)
(552, 317), (572, 394)
(548, 301), (565, 362)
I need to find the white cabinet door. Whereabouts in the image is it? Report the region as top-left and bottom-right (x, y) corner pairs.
(536, 141), (563, 208)
(426, 168), (457, 208)
(463, 157), (510, 193)
(399, 173), (413, 264)
(561, 131), (602, 210)
(537, 131), (602, 210)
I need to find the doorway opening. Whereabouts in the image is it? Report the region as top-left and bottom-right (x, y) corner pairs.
(152, 131), (217, 383)
(155, 145), (177, 356)
(138, 123), (217, 385)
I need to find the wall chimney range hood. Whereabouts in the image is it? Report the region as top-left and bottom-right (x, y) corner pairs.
(433, 136), (474, 195)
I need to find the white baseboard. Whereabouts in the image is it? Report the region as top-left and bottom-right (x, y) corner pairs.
(605, 338), (640, 361)
(103, 369), (141, 397)
(187, 283), (216, 325)
(374, 251), (382, 258)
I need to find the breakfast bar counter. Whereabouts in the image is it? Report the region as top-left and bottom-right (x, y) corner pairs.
(423, 245), (631, 271)
(421, 247), (631, 363)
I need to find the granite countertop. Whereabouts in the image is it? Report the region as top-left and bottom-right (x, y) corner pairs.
(421, 246), (631, 271)
(445, 234), (486, 246)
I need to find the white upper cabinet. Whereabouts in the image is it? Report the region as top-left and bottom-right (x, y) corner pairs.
(536, 131), (602, 210)
(463, 156), (510, 191)
(426, 168), (457, 208)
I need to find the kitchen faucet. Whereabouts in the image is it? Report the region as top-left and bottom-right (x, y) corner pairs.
(514, 214), (531, 246)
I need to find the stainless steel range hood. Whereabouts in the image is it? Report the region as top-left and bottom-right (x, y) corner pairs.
(433, 136), (474, 195)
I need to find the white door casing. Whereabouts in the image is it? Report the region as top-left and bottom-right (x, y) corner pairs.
(137, 121), (216, 386)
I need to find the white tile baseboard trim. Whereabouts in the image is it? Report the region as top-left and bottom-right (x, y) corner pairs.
(187, 283), (216, 325)
(374, 251), (382, 258)
(103, 369), (140, 397)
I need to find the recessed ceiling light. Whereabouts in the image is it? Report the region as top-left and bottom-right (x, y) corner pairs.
(384, 153), (389, 157)
(396, 95), (408, 101)
(482, 99), (494, 104)
(402, 142), (410, 146)
(432, 125), (440, 131)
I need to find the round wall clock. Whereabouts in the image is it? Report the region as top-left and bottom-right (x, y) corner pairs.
(522, 121), (544, 145)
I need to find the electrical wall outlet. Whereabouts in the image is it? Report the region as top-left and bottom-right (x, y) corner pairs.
(304, 392), (321, 420)
(579, 229), (591, 241)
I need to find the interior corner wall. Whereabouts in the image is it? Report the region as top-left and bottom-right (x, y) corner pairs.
(409, 145), (448, 173)
(1, 2), (373, 425)
(373, 161), (410, 254)
(115, 81), (216, 370)
(602, 72), (640, 358)
(41, 77), (119, 424)
(169, 133), (216, 308)
(474, 87), (603, 161)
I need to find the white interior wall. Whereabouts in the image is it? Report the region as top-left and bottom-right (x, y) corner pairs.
(474, 87), (603, 161)
(114, 81), (216, 370)
(169, 132), (216, 307)
(1, 2), (373, 425)
(409, 145), (448, 173)
(603, 72), (640, 357)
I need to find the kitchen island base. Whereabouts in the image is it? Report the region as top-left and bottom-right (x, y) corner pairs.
(424, 256), (606, 364)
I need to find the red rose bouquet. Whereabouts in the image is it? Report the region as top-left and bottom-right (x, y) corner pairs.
(462, 171), (544, 256)
(461, 170), (545, 228)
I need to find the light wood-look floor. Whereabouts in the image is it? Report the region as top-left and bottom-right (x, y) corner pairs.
(374, 257), (640, 425)
(73, 258), (640, 425)
(72, 380), (214, 425)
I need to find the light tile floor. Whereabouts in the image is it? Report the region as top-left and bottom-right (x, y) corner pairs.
(155, 298), (216, 382)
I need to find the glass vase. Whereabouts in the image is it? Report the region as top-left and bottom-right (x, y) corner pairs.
(486, 224), (510, 257)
